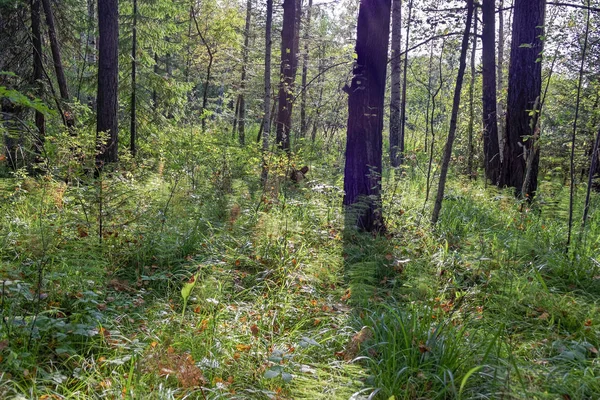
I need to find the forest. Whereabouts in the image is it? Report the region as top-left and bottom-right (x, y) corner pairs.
(1, 0), (600, 398)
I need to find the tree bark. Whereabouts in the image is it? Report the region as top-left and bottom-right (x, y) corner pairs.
(300, 0), (312, 139)
(497, 0), (505, 162)
(96, 0), (119, 168)
(261, 0), (273, 182)
(398, 0), (413, 166)
(41, 0), (69, 102)
(130, 0), (137, 157)
(431, 0), (474, 224)
(500, 0), (545, 198)
(466, 5), (477, 178)
(238, 0), (252, 145)
(343, 0), (391, 233)
(482, 0), (500, 183)
(275, 0), (301, 151)
(389, 0), (402, 167)
(31, 0), (45, 162)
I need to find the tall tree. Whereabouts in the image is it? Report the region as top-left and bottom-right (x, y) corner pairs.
(237, 0), (252, 145)
(389, 0), (402, 167)
(41, 0), (69, 102)
(130, 0), (138, 157)
(261, 0), (273, 182)
(343, 0), (391, 233)
(482, 0), (500, 183)
(31, 0), (45, 160)
(431, 0), (474, 224)
(466, 4), (477, 178)
(299, 0), (312, 139)
(398, 0), (413, 165)
(96, 0), (119, 168)
(500, 0), (545, 198)
(275, 0), (301, 151)
(497, 0), (505, 162)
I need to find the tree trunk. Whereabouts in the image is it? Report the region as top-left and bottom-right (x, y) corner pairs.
(191, 8), (213, 133)
(431, 0), (474, 224)
(343, 0), (391, 233)
(389, 0), (402, 167)
(482, 0), (500, 183)
(398, 0), (413, 166)
(497, 0), (505, 162)
(31, 0), (45, 162)
(41, 0), (69, 102)
(466, 5), (477, 179)
(96, 0), (119, 168)
(275, 0), (301, 151)
(566, 0), (590, 251)
(583, 125), (600, 226)
(238, 0), (252, 145)
(261, 0), (273, 182)
(130, 0), (137, 157)
(300, 0), (312, 139)
(500, 0), (545, 198)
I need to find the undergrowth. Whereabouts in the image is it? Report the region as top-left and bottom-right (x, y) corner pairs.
(0, 136), (599, 399)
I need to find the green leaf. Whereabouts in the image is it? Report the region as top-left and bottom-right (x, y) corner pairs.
(281, 372), (293, 382)
(181, 272), (199, 318)
(459, 366), (482, 398)
(264, 368), (280, 379)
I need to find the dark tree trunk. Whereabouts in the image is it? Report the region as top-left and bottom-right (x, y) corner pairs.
(482, 0), (500, 183)
(191, 8), (213, 133)
(398, 0), (413, 165)
(389, 0), (401, 167)
(130, 0), (137, 157)
(466, 5), (477, 179)
(500, 0), (545, 198)
(343, 0), (391, 233)
(261, 0), (273, 182)
(497, 0), (505, 162)
(583, 126), (600, 226)
(238, 0), (252, 145)
(41, 0), (69, 102)
(96, 0), (119, 168)
(300, 0), (312, 139)
(431, 0), (474, 224)
(31, 0), (45, 161)
(275, 0), (301, 151)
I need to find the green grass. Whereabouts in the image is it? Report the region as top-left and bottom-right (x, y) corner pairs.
(1, 140), (599, 399)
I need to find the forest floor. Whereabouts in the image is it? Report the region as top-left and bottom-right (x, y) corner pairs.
(0, 156), (599, 399)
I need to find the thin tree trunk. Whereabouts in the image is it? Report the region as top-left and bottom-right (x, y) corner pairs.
(261, 0), (273, 182)
(130, 0), (137, 157)
(153, 52), (158, 113)
(482, 0), (500, 183)
(191, 7), (213, 133)
(389, 0), (402, 167)
(41, 0), (69, 102)
(466, 5), (477, 179)
(275, 0), (301, 151)
(583, 126), (600, 227)
(343, 0), (391, 233)
(232, 94), (241, 136)
(566, 0), (590, 251)
(31, 0), (45, 163)
(96, 0), (119, 168)
(238, 0), (252, 145)
(497, 0), (505, 162)
(300, 0), (312, 139)
(398, 0), (413, 165)
(431, 0), (474, 224)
